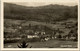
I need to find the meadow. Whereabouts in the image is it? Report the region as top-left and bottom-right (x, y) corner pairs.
(4, 39), (77, 48)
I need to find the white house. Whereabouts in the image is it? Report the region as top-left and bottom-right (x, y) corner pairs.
(27, 35), (39, 38)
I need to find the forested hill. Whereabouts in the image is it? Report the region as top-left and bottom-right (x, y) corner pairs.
(4, 3), (78, 22)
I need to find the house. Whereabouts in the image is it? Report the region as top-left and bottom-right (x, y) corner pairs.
(69, 37), (76, 40)
(34, 31), (39, 35)
(44, 37), (50, 41)
(65, 22), (76, 28)
(40, 34), (51, 41)
(34, 31), (45, 35)
(41, 32), (45, 35)
(27, 35), (39, 39)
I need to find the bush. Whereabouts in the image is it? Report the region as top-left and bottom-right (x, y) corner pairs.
(17, 40), (32, 48)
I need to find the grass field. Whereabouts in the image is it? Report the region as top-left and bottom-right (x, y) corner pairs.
(4, 19), (78, 48)
(4, 19), (76, 37)
(4, 39), (77, 48)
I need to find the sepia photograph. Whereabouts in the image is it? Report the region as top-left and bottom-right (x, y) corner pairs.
(3, 0), (78, 48)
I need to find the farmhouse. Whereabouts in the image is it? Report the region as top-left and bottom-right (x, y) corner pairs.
(40, 34), (51, 41)
(27, 35), (39, 38)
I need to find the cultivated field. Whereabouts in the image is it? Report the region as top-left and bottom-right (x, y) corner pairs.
(4, 39), (77, 48)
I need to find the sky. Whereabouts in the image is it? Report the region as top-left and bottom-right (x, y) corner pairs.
(7, 0), (78, 7)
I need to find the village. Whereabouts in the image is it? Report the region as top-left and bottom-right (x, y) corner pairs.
(4, 19), (78, 44)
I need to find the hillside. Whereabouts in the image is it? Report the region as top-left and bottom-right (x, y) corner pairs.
(4, 3), (78, 48)
(4, 3), (78, 22)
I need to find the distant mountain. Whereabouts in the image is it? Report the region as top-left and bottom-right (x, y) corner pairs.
(4, 3), (78, 22)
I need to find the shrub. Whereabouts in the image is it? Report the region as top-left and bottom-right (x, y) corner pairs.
(17, 40), (32, 48)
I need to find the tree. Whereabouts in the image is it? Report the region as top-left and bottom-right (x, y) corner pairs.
(57, 28), (63, 39)
(63, 9), (71, 19)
